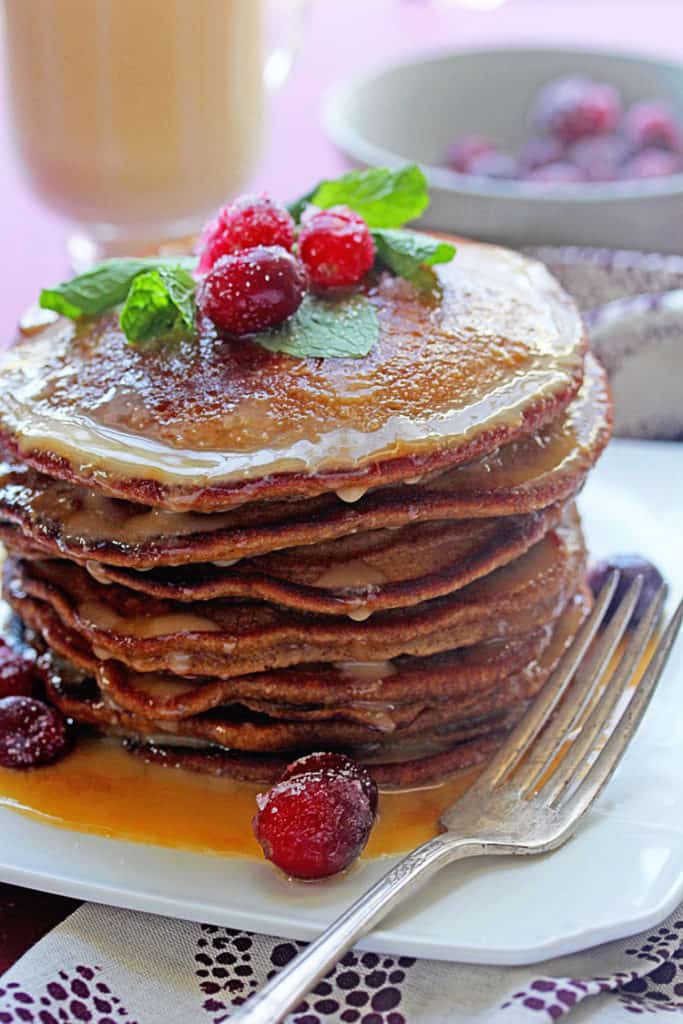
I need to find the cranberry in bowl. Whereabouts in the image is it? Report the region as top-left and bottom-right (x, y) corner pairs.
(324, 46), (683, 252)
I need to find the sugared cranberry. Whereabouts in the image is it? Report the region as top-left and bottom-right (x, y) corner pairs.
(197, 194), (295, 273)
(281, 751), (378, 815)
(524, 161), (587, 184)
(253, 755), (376, 879)
(519, 136), (566, 172)
(568, 135), (625, 181)
(446, 135), (499, 173)
(532, 76), (621, 143)
(467, 152), (518, 180)
(197, 245), (307, 336)
(0, 640), (38, 699)
(588, 555), (664, 628)
(622, 100), (683, 154)
(298, 206), (375, 290)
(620, 148), (682, 180)
(0, 696), (69, 769)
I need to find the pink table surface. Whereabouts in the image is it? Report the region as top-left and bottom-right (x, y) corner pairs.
(0, 0), (680, 974)
(1, 0), (680, 343)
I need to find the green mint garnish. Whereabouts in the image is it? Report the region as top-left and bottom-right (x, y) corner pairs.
(39, 256), (196, 320)
(252, 292), (378, 359)
(37, 165), (455, 353)
(372, 229), (456, 289)
(289, 164), (430, 229)
(119, 265), (197, 344)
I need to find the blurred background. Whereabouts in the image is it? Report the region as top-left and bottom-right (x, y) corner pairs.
(1, 0), (682, 350)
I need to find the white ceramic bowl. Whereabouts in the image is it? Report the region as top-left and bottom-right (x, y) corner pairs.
(324, 47), (683, 252)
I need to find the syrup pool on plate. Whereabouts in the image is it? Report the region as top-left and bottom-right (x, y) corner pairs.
(0, 739), (481, 860)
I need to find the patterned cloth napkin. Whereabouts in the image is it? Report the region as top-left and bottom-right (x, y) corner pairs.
(2, 247), (683, 1024)
(1, 899), (683, 1022)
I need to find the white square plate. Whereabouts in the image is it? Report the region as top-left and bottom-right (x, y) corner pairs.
(0, 439), (681, 965)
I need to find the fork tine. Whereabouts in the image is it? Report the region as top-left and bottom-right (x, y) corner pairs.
(514, 574), (644, 796)
(480, 571), (619, 789)
(537, 582), (666, 804)
(556, 596), (683, 822)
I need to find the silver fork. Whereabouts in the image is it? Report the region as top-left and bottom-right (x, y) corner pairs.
(232, 572), (683, 1024)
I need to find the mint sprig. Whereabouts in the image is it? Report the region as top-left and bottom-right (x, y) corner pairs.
(119, 265), (197, 344)
(288, 164), (429, 229)
(252, 293), (378, 359)
(37, 165), (455, 356)
(372, 229), (456, 289)
(39, 257), (196, 321)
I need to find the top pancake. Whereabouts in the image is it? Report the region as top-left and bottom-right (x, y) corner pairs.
(0, 241), (585, 511)
(0, 353), (610, 568)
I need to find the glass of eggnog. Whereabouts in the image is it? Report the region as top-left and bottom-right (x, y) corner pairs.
(2, 0), (307, 269)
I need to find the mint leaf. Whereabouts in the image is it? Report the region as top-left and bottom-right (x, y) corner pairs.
(252, 293), (378, 359)
(289, 164), (429, 228)
(373, 229), (456, 288)
(39, 256), (197, 320)
(119, 265), (197, 344)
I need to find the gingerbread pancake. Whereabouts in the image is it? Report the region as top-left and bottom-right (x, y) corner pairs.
(83, 505), (562, 615)
(28, 587), (586, 786)
(5, 504), (586, 678)
(0, 243), (585, 512)
(0, 354), (609, 568)
(125, 735), (508, 788)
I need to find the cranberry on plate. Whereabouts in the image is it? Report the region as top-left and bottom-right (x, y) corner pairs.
(298, 205), (376, 290)
(0, 696), (69, 769)
(280, 750), (378, 814)
(197, 245), (307, 336)
(588, 555), (665, 628)
(253, 752), (377, 879)
(197, 193), (295, 273)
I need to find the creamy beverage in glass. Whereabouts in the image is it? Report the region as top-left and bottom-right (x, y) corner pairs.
(2, 0), (302, 267)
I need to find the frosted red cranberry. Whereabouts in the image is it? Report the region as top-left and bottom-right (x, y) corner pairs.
(446, 135), (499, 173)
(197, 194), (295, 273)
(298, 206), (375, 289)
(620, 148), (682, 179)
(532, 76), (621, 143)
(524, 161), (587, 184)
(197, 245), (307, 336)
(0, 696), (69, 769)
(0, 640), (38, 699)
(253, 755), (376, 879)
(568, 136), (625, 182)
(519, 136), (566, 172)
(588, 555), (664, 628)
(281, 751), (378, 814)
(623, 101), (683, 154)
(467, 152), (518, 180)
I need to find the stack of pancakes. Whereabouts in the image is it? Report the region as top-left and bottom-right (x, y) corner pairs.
(0, 241), (611, 785)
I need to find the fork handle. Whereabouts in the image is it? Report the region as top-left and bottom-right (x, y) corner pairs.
(230, 833), (490, 1024)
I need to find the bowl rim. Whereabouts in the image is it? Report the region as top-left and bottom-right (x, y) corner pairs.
(323, 43), (683, 203)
